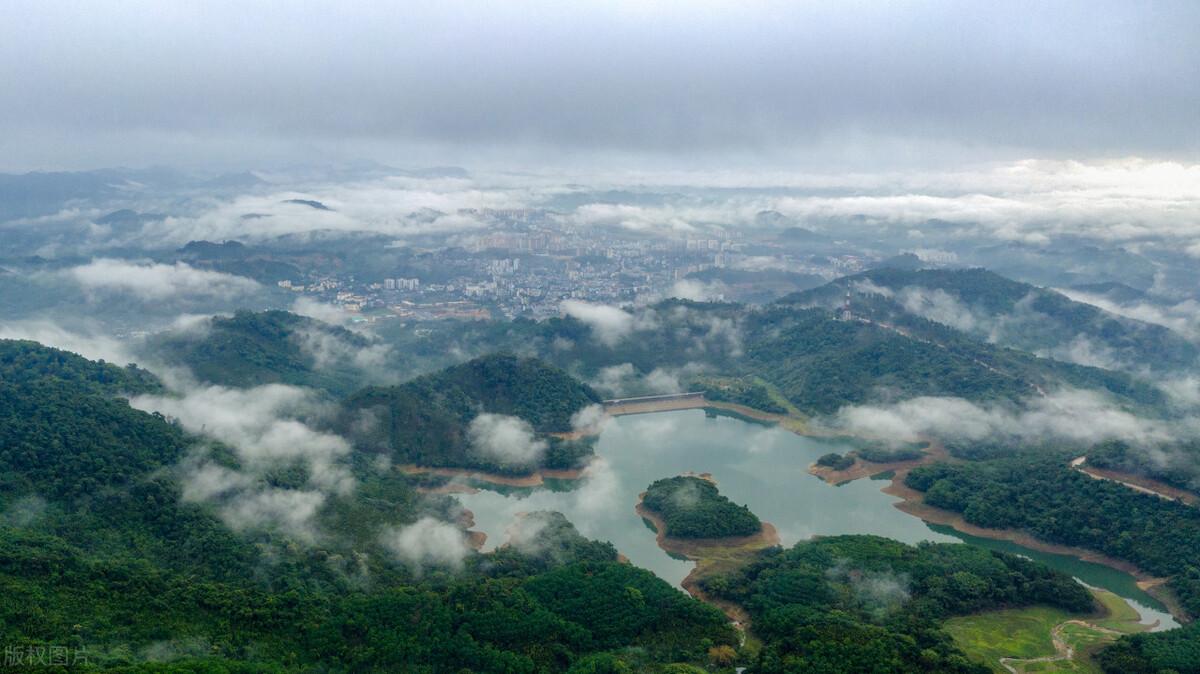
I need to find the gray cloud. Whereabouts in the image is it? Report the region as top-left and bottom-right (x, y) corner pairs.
(2, 2), (1197, 169)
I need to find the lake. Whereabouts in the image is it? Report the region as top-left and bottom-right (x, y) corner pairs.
(457, 409), (1177, 629)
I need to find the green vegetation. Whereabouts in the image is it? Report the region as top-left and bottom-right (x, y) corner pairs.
(695, 376), (789, 414)
(701, 535), (1094, 674)
(943, 605), (1076, 671)
(384, 297), (1164, 417)
(1097, 621), (1200, 673)
(783, 268), (1199, 374)
(147, 309), (383, 395)
(817, 452), (855, 470)
(1089, 439), (1200, 495)
(855, 443), (927, 463)
(905, 459), (1200, 619)
(489, 511), (620, 574)
(642, 476), (762, 539)
(0, 341), (738, 671)
(943, 591), (1148, 674)
(0, 338), (161, 394)
(341, 353), (601, 474)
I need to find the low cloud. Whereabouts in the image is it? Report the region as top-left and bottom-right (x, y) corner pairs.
(560, 300), (635, 346)
(1058, 288), (1200, 342)
(131, 382), (355, 541)
(896, 286), (981, 334)
(669, 480), (701, 510)
(290, 297), (354, 325)
(293, 326), (396, 382)
(570, 404), (610, 433)
(0, 319), (135, 366)
(830, 388), (1179, 448)
(65, 258), (261, 301)
(380, 516), (471, 573)
(467, 413), (547, 465)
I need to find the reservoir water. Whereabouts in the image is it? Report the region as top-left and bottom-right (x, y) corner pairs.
(457, 409), (1177, 629)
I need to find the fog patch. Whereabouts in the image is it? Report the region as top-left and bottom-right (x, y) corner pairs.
(560, 300), (635, 346)
(830, 388), (1178, 448)
(467, 413), (547, 465)
(827, 561), (911, 619)
(1, 495), (48, 528)
(0, 319), (135, 366)
(669, 479), (702, 510)
(64, 258), (261, 301)
(380, 516), (471, 573)
(896, 286), (981, 334)
(570, 403), (611, 434)
(131, 382), (355, 541)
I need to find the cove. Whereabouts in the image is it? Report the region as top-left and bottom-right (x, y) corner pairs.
(456, 409), (1177, 629)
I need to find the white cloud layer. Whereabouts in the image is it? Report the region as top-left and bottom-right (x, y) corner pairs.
(467, 413), (547, 465)
(380, 517), (471, 573)
(65, 258), (261, 300)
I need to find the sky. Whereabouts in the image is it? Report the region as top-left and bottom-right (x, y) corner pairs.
(2, 0), (1198, 171)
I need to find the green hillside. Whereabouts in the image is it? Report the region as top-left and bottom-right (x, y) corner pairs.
(782, 268), (1200, 374)
(341, 353), (602, 474)
(147, 309), (386, 395)
(0, 341), (737, 671)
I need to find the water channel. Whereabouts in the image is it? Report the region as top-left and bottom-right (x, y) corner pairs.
(457, 408), (1177, 629)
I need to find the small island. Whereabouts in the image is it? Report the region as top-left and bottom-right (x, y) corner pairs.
(641, 475), (762, 539)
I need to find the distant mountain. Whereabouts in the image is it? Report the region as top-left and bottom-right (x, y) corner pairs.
(1067, 281), (1150, 304)
(872, 252), (924, 270)
(685, 267), (826, 303)
(782, 268), (1199, 373)
(283, 198), (332, 211)
(402, 297), (1166, 416)
(177, 239), (249, 260)
(201, 170), (269, 189)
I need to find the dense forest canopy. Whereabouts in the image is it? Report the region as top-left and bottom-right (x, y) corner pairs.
(339, 353), (601, 474)
(905, 458), (1200, 618)
(781, 268), (1200, 374)
(701, 535), (1094, 674)
(146, 309), (383, 396)
(641, 476), (762, 539)
(0, 341), (741, 671)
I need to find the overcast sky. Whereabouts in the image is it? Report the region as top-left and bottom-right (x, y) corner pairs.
(3, 1), (1198, 171)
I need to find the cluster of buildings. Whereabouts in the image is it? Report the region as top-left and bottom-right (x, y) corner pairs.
(269, 217), (873, 323)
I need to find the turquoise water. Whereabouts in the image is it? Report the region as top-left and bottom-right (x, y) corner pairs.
(457, 409), (1177, 629)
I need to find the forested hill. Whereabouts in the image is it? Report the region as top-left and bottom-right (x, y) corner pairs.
(0, 338), (161, 395)
(387, 298), (1165, 415)
(780, 267), (1199, 373)
(340, 353), (602, 474)
(702, 535), (1094, 673)
(146, 309), (388, 395)
(642, 476), (762, 539)
(0, 340), (740, 671)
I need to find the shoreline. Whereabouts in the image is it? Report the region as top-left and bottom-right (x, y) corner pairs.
(808, 439), (950, 484)
(399, 462), (589, 489)
(1071, 456), (1199, 506)
(876, 466), (1189, 623)
(399, 400), (1191, 623)
(457, 507), (487, 551)
(635, 492), (780, 629)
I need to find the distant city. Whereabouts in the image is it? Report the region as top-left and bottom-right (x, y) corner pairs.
(267, 208), (872, 323)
